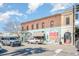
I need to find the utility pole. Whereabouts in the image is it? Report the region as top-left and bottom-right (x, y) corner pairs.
(73, 4), (76, 45)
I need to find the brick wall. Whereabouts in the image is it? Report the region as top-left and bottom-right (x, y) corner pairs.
(21, 14), (61, 31)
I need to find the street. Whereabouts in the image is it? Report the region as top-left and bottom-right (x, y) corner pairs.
(0, 43), (79, 56)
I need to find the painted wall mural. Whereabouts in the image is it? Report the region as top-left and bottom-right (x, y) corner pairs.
(49, 32), (58, 40)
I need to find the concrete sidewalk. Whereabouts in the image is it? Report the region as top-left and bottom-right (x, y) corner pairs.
(22, 43), (77, 56)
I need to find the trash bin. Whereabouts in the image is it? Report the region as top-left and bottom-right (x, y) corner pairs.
(59, 41), (62, 45)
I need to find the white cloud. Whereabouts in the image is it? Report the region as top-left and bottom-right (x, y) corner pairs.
(26, 3), (44, 14)
(5, 10), (23, 16)
(0, 10), (23, 21)
(0, 3), (4, 7)
(50, 3), (70, 12)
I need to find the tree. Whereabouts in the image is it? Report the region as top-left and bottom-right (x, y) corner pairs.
(3, 19), (21, 33)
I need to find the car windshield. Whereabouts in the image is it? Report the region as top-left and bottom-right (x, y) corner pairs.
(1, 37), (17, 40)
(10, 38), (17, 40)
(1, 38), (9, 40)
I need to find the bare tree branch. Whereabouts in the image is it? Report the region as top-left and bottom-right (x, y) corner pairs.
(3, 19), (21, 32)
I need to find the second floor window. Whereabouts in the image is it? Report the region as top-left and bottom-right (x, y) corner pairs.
(42, 22), (45, 28)
(22, 26), (24, 31)
(36, 23), (39, 29)
(32, 24), (34, 29)
(26, 26), (29, 30)
(50, 20), (54, 27)
(66, 17), (70, 25)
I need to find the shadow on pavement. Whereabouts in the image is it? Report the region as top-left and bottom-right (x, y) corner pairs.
(0, 49), (7, 55)
(0, 47), (47, 56)
(12, 44), (24, 47)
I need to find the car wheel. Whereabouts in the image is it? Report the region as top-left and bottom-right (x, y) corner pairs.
(36, 41), (38, 44)
(27, 42), (29, 44)
(19, 43), (21, 46)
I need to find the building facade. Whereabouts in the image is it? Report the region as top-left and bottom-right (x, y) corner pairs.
(21, 10), (75, 45)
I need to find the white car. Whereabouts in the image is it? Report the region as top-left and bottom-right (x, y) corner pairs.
(26, 38), (43, 44)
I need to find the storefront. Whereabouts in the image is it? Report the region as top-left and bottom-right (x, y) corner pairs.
(21, 10), (74, 45)
(21, 25), (74, 45)
(32, 32), (45, 40)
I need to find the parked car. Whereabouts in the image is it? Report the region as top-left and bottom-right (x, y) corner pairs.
(26, 38), (43, 44)
(0, 37), (21, 47)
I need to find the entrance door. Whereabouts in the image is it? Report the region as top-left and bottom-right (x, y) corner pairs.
(64, 32), (71, 44)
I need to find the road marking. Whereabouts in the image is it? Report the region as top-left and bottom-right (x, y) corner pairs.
(54, 49), (63, 56)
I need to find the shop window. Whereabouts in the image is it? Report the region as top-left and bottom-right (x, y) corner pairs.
(66, 17), (70, 25)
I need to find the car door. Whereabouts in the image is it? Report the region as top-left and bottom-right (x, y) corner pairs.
(4, 38), (7, 45)
(2, 38), (6, 45)
(7, 38), (10, 45)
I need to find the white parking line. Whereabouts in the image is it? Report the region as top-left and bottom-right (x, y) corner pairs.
(54, 49), (63, 56)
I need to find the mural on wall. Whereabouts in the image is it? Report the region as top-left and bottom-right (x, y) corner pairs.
(49, 32), (58, 40)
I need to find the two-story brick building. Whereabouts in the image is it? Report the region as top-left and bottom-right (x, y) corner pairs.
(21, 10), (75, 45)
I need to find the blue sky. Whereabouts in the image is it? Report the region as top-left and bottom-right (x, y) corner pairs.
(0, 3), (76, 32)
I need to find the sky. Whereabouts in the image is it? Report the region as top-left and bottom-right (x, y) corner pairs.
(0, 3), (77, 32)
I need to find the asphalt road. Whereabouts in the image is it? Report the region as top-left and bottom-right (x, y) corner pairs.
(0, 43), (79, 56)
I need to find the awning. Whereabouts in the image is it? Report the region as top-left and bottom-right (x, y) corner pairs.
(33, 32), (44, 37)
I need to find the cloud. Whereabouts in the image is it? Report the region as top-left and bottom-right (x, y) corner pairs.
(50, 3), (72, 12)
(26, 3), (44, 14)
(0, 10), (23, 22)
(0, 3), (4, 7)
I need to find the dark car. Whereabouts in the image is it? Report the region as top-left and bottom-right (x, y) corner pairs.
(0, 46), (7, 54)
(0, 37), (21, 47)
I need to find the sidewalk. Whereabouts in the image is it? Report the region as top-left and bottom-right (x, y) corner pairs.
(22, 43), (77, 56)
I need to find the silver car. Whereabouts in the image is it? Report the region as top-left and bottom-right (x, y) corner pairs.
(0, 37), (21, 47)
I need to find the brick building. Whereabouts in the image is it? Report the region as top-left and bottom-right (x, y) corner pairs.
(21, 10), (75, 45)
